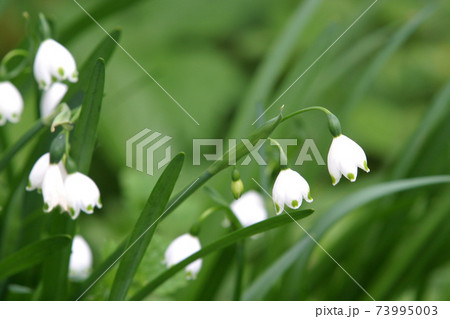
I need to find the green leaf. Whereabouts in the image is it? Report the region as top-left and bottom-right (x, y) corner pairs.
(243, 175), (450, 300)
(108, 153), (185, 300)
(0, 120), (45, 173)
(60, 1), (140, 42)
(0, 235), (71, 280)
(227, 0), (323, 137)
(66, 29), (121, 102)
(130, 209), (314, 300)
(70, 58), (105, 173)
(342, 5), (436, 118)
(41, 58), (106, 301)
(392, 81), (450, 179)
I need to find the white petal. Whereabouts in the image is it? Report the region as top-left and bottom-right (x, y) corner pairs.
(69, 235), (93, 281)
(33, 39), (78, 90)
(42, 164), (68, 212)
(65, 172), (101, 218)
(230, 190), (268, 227)
(27, 153), (51, 191)
(165, 234), (202, 278)
(0, 81), (24, 124)
(40, 82), (68, 118)
(272, 169), (312, 212)
(327, 135), (369, 185)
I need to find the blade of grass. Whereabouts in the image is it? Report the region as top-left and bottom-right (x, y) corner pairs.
(130, 209), (314, 300)
(341, 5), (436, 118)
(60, 0), (143, 42)
(227, 0), (322, 138)
(0, 120), (45, 173)
(392, 81), (450, 179)
(70, 58), (105, 173)
(109, 153), (185, 300)
(243, 175), (450, 300)
(41, 58), (105, 300)
(0, 235), (71, 280)
(66, 29), (121, 103)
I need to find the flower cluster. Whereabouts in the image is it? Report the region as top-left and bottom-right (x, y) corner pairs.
(27, 153), (102, 219)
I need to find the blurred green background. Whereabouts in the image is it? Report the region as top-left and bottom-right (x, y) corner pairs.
(1, 0), (450, 300)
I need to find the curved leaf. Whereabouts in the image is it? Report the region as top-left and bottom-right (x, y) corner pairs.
(130, 209), (314, 300)
(243, 175), (450, 300)
(109, 153), (185, 300)
(0, 235), (71, 280)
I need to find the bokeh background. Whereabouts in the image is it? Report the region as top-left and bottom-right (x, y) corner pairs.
(1, 0), (450, 300)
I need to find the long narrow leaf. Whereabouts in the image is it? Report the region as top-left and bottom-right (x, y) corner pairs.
(70, 58), (105, 173)
(0, 235), (71, 280)
(243, 175), (450, 300)
(41, 58), (106, 300)
(130, 209), (314, 300)
(109, 153), (185, 300)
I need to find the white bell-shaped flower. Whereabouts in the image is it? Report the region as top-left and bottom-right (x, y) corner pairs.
(42, 163), (68, 212)
(33, 39), (78, 90)
(27, 153), (51, 191)
(69, 235), (93, 281)
(230, 190), (268, 227)
(0, 81), (24, 125)
(272, 168), (312, 214)
(164, 233), (202, 280)
(327, 134), (370, 186)
(64, 172), (102, 219)
(40, 82), (68, 118)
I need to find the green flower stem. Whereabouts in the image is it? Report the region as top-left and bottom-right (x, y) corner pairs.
(0, 120), (45, 173)
(0, 49), (29, 80)
(268, 138), (288, 169)
(282, 106), (342, 137)
(76, 114), (282, 299)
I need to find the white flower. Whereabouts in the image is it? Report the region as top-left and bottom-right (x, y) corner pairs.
(230, 190), (268, 227)
(327, 134), (370, 186)
(164, 233), (202, 280)
(272, 168), (312, 214)
(64, 172), (102, 219)
(42, 163), (68, 212)
(0, 81), (24, 125)
(40, 82), (68, 118)
(27, 153), (51, 191)
(33, 39), (78, 90)
(69, 235), (93, 281)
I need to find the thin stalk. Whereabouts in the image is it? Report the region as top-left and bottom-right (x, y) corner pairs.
(0, 120), (45, 173)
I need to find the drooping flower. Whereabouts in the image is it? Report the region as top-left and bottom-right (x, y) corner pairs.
(42, 163), (68, 212)
(33, 39), (78, 90)
(272, 168), (312, 214)
(230, 190), (268, 227)
(27, 153), (52, 191)
(0, 81), (24, 125)
(164, 233), (202, 280)
(69, 235), (93, 281)
(64, 172), (102, 220)
(327, 134), (370, 186)
(40, 82), (68, 118)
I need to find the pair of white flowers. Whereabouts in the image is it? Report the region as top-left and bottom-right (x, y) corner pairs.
(272, 134), (369, 213)
(27, 153), (102, 219)
(0, 39), (77, 125)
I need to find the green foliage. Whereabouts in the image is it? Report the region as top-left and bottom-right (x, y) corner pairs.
(0, 0), (449, 301)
